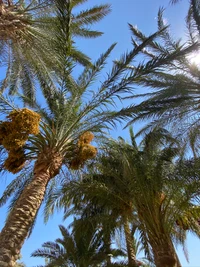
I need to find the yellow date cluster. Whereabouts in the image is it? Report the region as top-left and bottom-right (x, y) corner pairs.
(70, 131), (97, 170)
(0, 108), (40, 173)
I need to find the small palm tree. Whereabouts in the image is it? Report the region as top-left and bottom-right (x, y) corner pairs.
(65, 200), (128, 266)
(32, 224), (112, 267)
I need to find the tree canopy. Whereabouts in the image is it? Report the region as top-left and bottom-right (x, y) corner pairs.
(0, 0), (200, 267)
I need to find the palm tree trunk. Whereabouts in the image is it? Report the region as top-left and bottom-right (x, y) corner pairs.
(123, 219), (138, 267)
(0, 151), (62, 267)
(102, 231), (112, 267)
(175, 253), (182, 267)
(150, 235), (181, 267)
(106, 255), (112, 267)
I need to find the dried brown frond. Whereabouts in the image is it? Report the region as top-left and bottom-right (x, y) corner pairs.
(159, 192), (166, 204)
(176, 217), (190, 230)
(69, 157), (83, 170)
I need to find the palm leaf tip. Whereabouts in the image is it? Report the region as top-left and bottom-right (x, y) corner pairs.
(74, 4), (111, 26)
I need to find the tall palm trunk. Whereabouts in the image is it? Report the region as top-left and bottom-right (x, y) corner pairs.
(0, 151), (62, 267)
(123, 219), (138, 267)
(150, 235), (181, 267)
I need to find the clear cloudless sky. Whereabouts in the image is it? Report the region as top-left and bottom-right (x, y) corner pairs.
(1, 0), (200, 266)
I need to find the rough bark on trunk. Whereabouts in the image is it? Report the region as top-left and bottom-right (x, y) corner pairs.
(0, 151), (62, 267)
(123, 219), (138, 267)
(150, 235), (182, 267)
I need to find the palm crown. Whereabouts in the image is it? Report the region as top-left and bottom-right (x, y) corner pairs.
(32, 224), (112, 267)
(0, 4), (200, 266)
(0, 27), (173, 264)
(120, 5), (200, 153)
(0, 0), (111, 101)
(48, 128), (200, 267)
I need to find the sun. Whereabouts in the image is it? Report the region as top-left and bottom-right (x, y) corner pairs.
(188, 51), (200, 66)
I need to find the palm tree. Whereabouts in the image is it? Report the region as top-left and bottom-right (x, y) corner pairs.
(65, 200), (128, 266)
(55, 173), (139, 266)
(44, 137), (150, 267)
(100, 130), (179, 267)
(119, 6), (200, 151)
(0, 0), (111, 101)
(0, 43), (115, 266)
(170, 0), (200, 35)
(32, 224), (114, 267)
(51, 128), (200, 267)
(44, 190), (139, 267)
(0, 9), (199, 265)
(102, 130), (200, 267)
(0, 25), (173, 265)
(32, 220), (153, 267)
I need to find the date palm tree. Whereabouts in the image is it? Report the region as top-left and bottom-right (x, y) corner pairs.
(170, 0), (200, 35)
(32, 219), (152, 267)
(0, 24), (172, 265)
(61, 197), (130, 266)
(0, 11), (199, 265)
(120, 6), (200, 152)
(0, 42), (117, 266)
(0, 0), (111, 101)
(49, 128), (200, 267)
(44, 133), (155, 267)
(98, 130), (200, 267)
(44, 186), (141, 267)
(32, 223), (116, 267)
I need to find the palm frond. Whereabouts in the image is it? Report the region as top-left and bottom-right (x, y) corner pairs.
(72, 26), (103, 38)
(5, 169), (34, 212)
(73, 4), (111, 26)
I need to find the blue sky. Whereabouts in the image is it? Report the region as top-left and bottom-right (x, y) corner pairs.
(1, 0), (200, 266)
